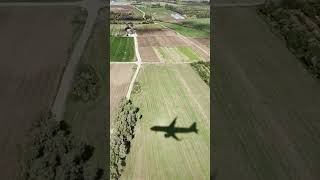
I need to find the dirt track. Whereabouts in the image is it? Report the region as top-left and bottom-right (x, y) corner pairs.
(0, 7), (76, 179)
(110, 64), (135, 125)
(213, 7), (320, 180)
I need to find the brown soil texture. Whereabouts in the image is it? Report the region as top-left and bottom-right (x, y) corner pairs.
(213, 7), (320, 180)
(110, 64), (135, 126)
(110, 5), (134, 13)
(139, 47), (160, 62)
(0, 7), (77, 179)
(138, 36), (186, 47)
(191, 37), (210, 47)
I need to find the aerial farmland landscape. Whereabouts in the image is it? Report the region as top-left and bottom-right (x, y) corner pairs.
(110, 0), (210, 179)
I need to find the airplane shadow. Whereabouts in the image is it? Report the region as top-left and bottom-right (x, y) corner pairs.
(150, 117), (198, 141)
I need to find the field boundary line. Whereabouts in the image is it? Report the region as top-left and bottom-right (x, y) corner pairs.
(155, 22), (210, 56)
(133, 5), (145, 19)
(126, 35), (142, 100)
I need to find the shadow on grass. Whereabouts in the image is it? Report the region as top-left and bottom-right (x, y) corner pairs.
(150, 116), (198, 141)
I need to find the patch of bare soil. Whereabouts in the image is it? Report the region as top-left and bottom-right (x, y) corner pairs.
(0, 6), (77, 179)
(138, 36), (186, 47)
(139, 47), (160, 62)
(110, 64), (135, 126)
(111, 5), (134, 13)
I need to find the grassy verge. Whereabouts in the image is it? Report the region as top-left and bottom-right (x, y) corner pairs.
(64, 19), (107, 179)
(110, 37), (135, 62)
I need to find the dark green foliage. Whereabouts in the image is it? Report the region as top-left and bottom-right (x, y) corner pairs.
(110, 11), (144, 21)
(110, 100), (141, 180)
(18, 112), (103, 180)
(191, 61), (210, 86)
(258, 1), (320, 79)
(132, 82), (142, 95)
(72, 64), (100, 102)
(164, 4), (209, 18)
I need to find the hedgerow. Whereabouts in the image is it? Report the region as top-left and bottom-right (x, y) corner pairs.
(191, 61), (210, 86)
(110, 99), (141, 180)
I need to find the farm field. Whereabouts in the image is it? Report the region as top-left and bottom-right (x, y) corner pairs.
(110, 64), (136, 125)
(110, 24), (126, 36)
(136, 24), (209, 62)
(122, 64), (210, 180)
(154, 46), (204, 63)
(213, 7), (320, 180)
(64, 20), (107, 175)
(110, 37), (135, 62)
(136, 5), (176, 21)
(178, 18), (210, 33)
(159, 21), (209, 37)
(0, 6), (81, 179)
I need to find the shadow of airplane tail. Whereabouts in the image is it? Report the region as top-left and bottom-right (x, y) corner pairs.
(190, 122), (198, 134)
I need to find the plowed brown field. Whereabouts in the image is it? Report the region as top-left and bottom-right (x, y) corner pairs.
(0, 6), (78, 179)
(138, 36), (185, 47)
(110, 64), (135, 125)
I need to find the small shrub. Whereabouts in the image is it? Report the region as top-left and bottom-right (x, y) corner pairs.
(72, 64), (100, 102)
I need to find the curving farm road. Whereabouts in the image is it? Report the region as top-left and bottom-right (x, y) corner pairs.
(50, 0), (106, 121)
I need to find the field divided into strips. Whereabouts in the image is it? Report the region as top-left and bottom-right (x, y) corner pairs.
(154, 46), (204, 63)
(110, 64), (136, 126)
(110, 24), (126, 36)
(110, 37), (135, 62)
(122, 64), (210, 180)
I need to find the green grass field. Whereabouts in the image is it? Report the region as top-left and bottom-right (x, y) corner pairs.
(136, 5), (176, 21)
(154, 46), (204, 63)
(179, 18), (210, 33)
(64, 21), (107, 176)
(159, 21), (209, 37)
(110, 24), (126, 36)
(110, 37), (135, 62)
(122, 64), (210, 180)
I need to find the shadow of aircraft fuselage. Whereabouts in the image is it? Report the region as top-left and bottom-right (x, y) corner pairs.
(150, 117), (198, 141)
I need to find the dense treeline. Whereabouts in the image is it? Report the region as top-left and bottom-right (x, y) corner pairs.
(111, 11), (144, 21)
(165, 4), (209, 18)
(110, 100), (141, 180)
(18, 112), (104, 180)
(72, 64), (100, 102)
(191, 61), (210, 86)
(259, 1), (320, 78)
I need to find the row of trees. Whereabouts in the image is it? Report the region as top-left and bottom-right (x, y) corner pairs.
(110, 99), (141, 180)
(191, 61), (210, 86)
(259, 1), (320, 78)
(18, 112), (104, 180)
(164, 4), (210, 18)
